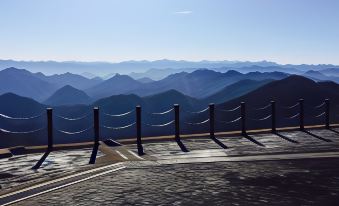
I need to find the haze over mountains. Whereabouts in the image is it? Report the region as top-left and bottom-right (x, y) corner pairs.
(2, 59), (339, 148)
(1, 61), (339, 105)
(2, 75), (339, 148)
(0, 67), (288, 103)
(2, 59), (339, 76)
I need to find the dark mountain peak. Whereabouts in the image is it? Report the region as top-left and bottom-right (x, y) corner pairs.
(44, 85), (92, 106)
(109, 73), (135, 81)
(187, 69), (220, 78)
(144, 89), (199, 110)
(59, 84), (76, 91)
(225, 70), (242, 75)
(282, 75), (315, 83)
(1, 67), (31, 75)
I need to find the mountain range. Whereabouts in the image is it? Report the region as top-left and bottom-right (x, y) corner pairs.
(0, 67), (288, 102)
(2, 59), (339, 77)
(126, 70), (288, 98)
(2, 75), (339, 148)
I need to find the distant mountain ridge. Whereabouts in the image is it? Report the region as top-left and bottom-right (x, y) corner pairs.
(2, 59), (339, 77)
(127, 69), (289, 98)
(33, 72), (102, 90)
(0, 67), (290, 102)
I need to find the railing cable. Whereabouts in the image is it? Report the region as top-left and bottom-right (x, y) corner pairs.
(0, 127), (45, 134)
(248, 114), (272, 121)
(185, 119), (209, 125)
(56, 126), (93, 135)
(217, 106), (241, 112)
(151, 108), (174, 115)
(185, 107), (209, 114)
(55, 113), (91, 121)
(282, 102), (299, 109)
(144, 120), (175, 127)
(314, 112), (326, 118)
(101, 122), (136, 130)
(0, 113), (44, 120)
(103, 110), (134, 117)
(285, 113), (300, 119)
(217, 117), (242, 124)
(253, 104), (271, 111)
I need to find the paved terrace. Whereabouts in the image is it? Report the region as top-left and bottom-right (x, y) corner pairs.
(2, 126), (339, 205)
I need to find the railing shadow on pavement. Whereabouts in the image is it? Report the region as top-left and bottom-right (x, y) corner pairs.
(303, 130), (332, 142)
(273, 132), (299, 144)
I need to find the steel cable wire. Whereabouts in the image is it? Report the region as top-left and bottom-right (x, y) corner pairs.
(281, 102), (299, 110)
(216, 117), (242, 124)
(248, 114), (272, 121)
(55, 113), (91, 121)
(144, 120), (175, 127)
(0, 127), (45, 134)
(184, 119), (210, 125)
(103, 109), (134, 117)
(56, 126), (93, 135)
(285, 113), (300, 119)
(151, 108), (174, 115)
(101, 122), (136, 130)
(314, 112), (326, 118)
(0, 113), (44, 120)
(185, 107), (209, 114)
(252, 104), (271, 111)
(217, 106), (241, 112)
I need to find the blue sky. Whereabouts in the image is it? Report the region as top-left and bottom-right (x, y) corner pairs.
(0, 0), (338, 64)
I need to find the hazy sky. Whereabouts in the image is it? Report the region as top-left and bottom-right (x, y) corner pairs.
(0, 0), (338, 64)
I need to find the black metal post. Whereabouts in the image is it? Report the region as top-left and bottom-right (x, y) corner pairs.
(325, 99), (330, 129)
(299, 99), (304, 131)
(33, 108), (53, 169)
(47, 108), (53, 151)
(209, 103), (215, 138)
(89, 107), (100, 164)
(271, 101), (276, 133)
(174, 104), (180, 141)
(94, 107), (99, 144)
(241, 102), (246, 135)
(136, 106), (144, 155)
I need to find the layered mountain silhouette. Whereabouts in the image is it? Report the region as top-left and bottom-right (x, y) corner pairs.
(0, 67), (57, 101)
(219, 75), (339, 108)
(0, 67), (291, 102)
(136, 77), (155, 83)
(320, 68), (339, 77)
(85, 74), (143, 99)
(303, 70), (339, 83)
(44, 85), (92, 106)
(186, 75), (339, 133)
(2, 75), (339, 148)
(202, 79), (273, 104)
(128, 69), (288, 98)
(34, 72), (102, 90)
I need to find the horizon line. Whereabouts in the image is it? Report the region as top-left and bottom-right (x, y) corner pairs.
(0, 58), (338, 67)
